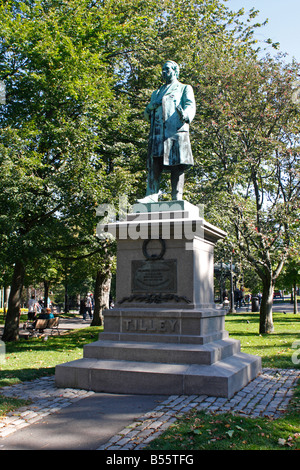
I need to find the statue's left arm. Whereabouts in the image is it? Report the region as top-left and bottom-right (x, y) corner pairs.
(176, 85), (196, 124)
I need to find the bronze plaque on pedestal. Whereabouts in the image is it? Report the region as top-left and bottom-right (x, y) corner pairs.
(132, 259), (177, 293)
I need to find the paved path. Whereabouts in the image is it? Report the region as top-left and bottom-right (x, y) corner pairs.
(228, 302), (297, 314)
(0, 368), (299, 450)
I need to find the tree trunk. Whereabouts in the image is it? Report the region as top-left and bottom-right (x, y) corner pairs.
(43, 280), (50, 308)
(91, 269), (112, 326)
(259, 280), (274, 334)
(293, 282), (298, 315)
(64, 282), (69, 313)
(2, 261), (26, 342)
(3, 285), (10, 319)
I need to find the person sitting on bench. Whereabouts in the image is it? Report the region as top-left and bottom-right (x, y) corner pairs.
(27, 308), (54, 332)
(38, 307), (54, 320)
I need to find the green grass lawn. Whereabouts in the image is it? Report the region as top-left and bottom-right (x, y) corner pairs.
(225, 311), (300, 369)
(0, 311), (299, 449)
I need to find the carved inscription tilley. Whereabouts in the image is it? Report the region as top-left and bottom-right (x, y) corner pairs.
(123, 318), (178, 333)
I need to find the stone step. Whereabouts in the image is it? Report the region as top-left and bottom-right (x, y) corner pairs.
(83, 338), (241, 366)
(55, 352), (261, 398)
(100, 330), (229, 345)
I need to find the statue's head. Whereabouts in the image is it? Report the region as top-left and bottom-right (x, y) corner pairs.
(162, 61), (180, 82)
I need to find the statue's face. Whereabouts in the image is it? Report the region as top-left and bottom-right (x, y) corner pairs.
(162, 62), (177, 83)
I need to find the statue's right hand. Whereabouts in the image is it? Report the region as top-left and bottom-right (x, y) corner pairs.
(150, 99), (161, 111)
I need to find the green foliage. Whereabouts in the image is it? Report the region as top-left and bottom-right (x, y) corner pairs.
(277, 257), (300, 291)
(188, 45), (300, 332)
(0, 0), (155, 338)
(0, 0), (111, 265)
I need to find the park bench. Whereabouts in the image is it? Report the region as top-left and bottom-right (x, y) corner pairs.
(23, 316), (60, 337)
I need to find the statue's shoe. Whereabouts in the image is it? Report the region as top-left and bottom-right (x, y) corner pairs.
(137, 194), (159, 203)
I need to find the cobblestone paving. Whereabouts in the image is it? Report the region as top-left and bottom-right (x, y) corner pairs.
(0, 368), (299, 450)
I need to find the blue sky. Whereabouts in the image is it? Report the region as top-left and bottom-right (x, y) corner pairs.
(225, 0), (300, 63)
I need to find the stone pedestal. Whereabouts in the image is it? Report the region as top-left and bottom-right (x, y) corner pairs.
(55, 201), (261, 398)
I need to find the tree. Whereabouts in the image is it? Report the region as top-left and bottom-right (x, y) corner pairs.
(277, 258), (300, 314)
(55, 239), (116, 324)
(24, 254), (65, 307)
(189, 49), (300, 333)
(125, 1), (300, 334)
(91, 250), (115, 326)
(0, 0), (143, 340)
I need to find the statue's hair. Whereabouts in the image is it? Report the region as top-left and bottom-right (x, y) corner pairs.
(164, 60), (180, 79)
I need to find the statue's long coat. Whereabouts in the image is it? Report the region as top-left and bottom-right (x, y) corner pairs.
(145, 80), (196, 169)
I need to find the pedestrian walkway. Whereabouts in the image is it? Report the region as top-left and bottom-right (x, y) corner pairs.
(0, 368), (299, 450)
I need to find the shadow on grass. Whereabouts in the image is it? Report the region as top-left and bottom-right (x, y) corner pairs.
(0, 326), (103, 387)
(0, 367), (56, 387)
(4, 326), (102, 354)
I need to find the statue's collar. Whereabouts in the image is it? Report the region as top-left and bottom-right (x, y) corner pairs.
(159, 80), (180, 96)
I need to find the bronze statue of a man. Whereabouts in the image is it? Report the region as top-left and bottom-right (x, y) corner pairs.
(140, 60), (196, 202)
